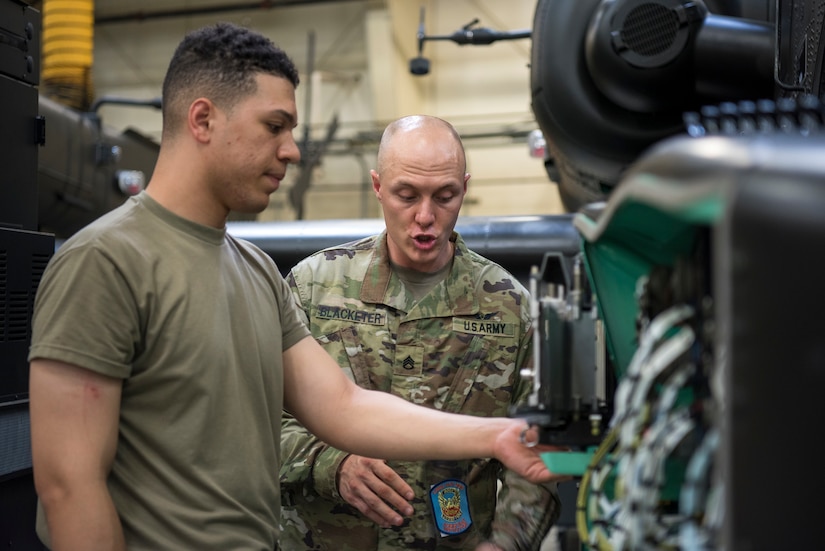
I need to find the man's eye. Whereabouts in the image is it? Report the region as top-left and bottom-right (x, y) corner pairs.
(268, 124), (283, 134)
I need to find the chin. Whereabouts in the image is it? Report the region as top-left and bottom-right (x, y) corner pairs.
(231, 200), (268, 217)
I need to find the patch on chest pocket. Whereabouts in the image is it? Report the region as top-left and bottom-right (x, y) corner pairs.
(394, 344), (424, 376)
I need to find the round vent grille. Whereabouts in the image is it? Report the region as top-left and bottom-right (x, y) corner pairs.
(621, 3), (679, 57)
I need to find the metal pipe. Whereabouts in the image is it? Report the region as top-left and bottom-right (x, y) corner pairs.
(227, 214), (580, 281)
(695, 14), (775, 101)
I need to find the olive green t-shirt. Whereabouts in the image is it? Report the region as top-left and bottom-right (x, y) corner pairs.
(29, 192), (309, 550)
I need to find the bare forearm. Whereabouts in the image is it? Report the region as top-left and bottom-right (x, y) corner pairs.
(285, 338), (508, 460)
(29, 359), (124, 550)
(311, 384), (512, 461)
(40, 483), (125, 551)
(284, 338), (557, 484)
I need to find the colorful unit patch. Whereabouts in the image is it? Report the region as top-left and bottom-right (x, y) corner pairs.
(429, 479), (472, 536)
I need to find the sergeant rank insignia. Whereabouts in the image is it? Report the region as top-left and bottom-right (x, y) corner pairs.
(429, 479), (472, 536)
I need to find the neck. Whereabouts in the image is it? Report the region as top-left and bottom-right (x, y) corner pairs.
(145, 149), (228, 229)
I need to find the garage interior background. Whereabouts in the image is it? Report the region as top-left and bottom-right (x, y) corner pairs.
(45, 0), (566, 221)
(9, 2), (825, 550)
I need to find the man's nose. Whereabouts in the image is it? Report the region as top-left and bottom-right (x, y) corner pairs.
(415, 200), (435, 226)
(281, 134), (301, 164)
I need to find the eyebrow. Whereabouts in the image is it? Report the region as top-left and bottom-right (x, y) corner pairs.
(395, 181), (462, 193)
(270, 109), (298, 129)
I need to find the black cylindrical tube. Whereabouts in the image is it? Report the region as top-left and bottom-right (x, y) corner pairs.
(695, 14), (775, 100)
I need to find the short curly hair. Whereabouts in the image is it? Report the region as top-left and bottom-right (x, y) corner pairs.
(161, 22), (299, 136)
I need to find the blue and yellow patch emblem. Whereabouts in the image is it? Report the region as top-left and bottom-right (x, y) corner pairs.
(429, 479), (472, 536)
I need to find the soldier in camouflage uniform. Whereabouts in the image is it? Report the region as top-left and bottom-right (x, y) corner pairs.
(280, 115), (561, 550)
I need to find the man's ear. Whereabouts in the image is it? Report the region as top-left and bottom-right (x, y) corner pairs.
(188, 98), (214, 143)
(370, 169), (382, 200)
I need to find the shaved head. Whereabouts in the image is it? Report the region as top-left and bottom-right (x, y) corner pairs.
(375, 115), (466, 176)
(370, 115), (469, 272)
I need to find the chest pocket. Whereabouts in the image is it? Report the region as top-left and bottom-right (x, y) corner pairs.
(315, 326), (378, 390)
(393, 334), (490, 413)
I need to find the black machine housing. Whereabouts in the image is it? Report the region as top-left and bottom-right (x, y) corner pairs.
(517, 1), (825, 549)
(529, 0), (824, 211)
(0, 1), (53, 549)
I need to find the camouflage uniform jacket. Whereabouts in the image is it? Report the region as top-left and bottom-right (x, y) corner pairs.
(280, 231), (560, 550)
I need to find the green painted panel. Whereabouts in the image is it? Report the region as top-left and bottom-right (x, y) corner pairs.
(576, 179), (725, 376)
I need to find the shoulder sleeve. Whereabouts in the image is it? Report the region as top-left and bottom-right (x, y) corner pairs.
(491, 276), (559, 550)
(490, 472), (561, 550)
(285, 266), (311, 327)
(274, 268), (310, 352)
(29, 244), (139, 379)
(512, 284), (535, 406)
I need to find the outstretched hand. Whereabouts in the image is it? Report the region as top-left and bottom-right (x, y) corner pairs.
(337, 455), (415, 528)
(492, 420), (570, 484)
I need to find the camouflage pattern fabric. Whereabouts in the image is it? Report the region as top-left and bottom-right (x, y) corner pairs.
(280, 231), (560, 550)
